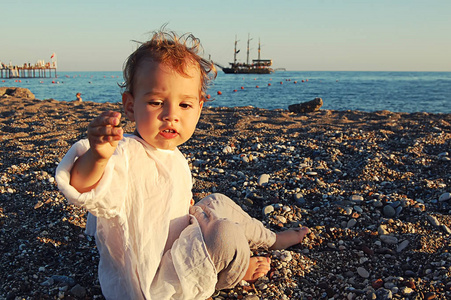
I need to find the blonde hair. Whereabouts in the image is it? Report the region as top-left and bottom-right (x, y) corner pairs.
(120, 28), (217, 101)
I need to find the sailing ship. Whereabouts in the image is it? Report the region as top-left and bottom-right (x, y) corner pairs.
(218, 35), (274, 74)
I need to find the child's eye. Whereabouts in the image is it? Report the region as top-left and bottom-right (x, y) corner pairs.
(180, 103), (193, 109)
(148, 101), (163, 107)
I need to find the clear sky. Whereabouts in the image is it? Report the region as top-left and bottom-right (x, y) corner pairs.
(3, 0), (451, 72)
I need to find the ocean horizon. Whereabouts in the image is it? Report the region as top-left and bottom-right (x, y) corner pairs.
(2, 70), (450, 114)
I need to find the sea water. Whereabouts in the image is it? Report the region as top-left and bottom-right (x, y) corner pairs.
(2, 71), (450, 114)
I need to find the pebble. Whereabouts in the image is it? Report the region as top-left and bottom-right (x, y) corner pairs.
(70, 284), (86, 298)
(380, 235), (399, 244)
(439, 192), (450, 202)
(383, 205), (396, 218)
(350, 195), (364, 202)
(427, 215), (441, 227)
(258, 174), (270, 186)
(222, 145), (233, 154)
(357, 267), (369, 278)
(396, 240), (409, 252)
(347, 218), (357, 228)
(262, 205), (274, 216)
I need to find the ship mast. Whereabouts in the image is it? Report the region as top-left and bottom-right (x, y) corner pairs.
(258, 38), (261, 61)
(246, 33), (253, 65)
(233, 35), (238, 65)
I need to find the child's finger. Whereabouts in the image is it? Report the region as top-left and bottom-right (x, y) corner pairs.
(90, 124), (121, 135)
(90, 111), (121, 128)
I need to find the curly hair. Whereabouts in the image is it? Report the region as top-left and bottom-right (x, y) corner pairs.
(120, 28), (217, 102)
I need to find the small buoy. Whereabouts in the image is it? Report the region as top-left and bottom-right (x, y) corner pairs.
(52, 81), (56, 84)
(233, 89), (237, 92)
(306, 79), (309, 82)
(217, 91), (222, 95)
(280, 82), (283, 84)
(241, 86), (244, 90)
(294, 81), (297, 84)
(206, 94), (211, 99)
(268, 83), (271, 86)
(256, 85), (259, 88)
(302, 80), (305, 83)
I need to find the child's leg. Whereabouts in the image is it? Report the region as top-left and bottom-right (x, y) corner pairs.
(198, 216), (250, 290)
(191, 206), (271, 289)
(195, 193), (276, 249)
(196, 193), (309, 250)
(270, 227), (310, 250)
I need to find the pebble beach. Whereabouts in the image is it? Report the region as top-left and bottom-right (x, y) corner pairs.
(1, 88), (450, 299)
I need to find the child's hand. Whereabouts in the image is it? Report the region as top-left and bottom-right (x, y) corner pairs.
(87, 111), (123, 161)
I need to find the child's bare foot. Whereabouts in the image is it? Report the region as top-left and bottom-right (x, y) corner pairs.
(241, 256), (271, 283)
(270, 227), (310, 250)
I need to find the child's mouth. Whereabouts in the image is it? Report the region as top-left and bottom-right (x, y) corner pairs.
(160, 128), (178, 139)
(162, 129), (176, 133)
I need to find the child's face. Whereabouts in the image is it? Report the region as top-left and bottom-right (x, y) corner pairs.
(122, 60), (203, 150)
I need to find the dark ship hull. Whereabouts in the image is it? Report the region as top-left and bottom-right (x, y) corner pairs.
(222, 65), (273, 74)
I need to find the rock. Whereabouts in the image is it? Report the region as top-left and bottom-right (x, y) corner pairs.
(51, 275), (76, 287)
(427, 215), (441, 227)
(357, 267), (369, 278)
(294, 193), (305, 206)
(350, 195), (364, 202)
(258, 174), (270, 186)
(222, 145), (233, 154)
(383, 205), (396, 218)
(70, 284), (86, 297)
(396, 240), (409, 252)
(262, 205), (274, 216)
(380, 235), (399, 244)
(439, 192), (451, 202)
(347, 218), (357, 228)
(378, 225), (389, 235)
(288, 97), (323, 113)
(0, 87), (35, 99)
(375, 288), (393, 300)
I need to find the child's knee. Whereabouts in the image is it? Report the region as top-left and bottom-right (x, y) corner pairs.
(203, 219), (248, 264)
(197, 193), (235, 209)
(203, 219), (240, 250)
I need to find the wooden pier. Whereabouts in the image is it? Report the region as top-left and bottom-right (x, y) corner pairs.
(1, 62), (57, 79)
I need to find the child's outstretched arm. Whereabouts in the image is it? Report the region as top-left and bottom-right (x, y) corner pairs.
(70, 111), (123, 193)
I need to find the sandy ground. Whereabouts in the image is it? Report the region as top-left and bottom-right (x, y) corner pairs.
(1, 90), (451, 299)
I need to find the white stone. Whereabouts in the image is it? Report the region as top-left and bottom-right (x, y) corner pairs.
(262, 205), (274, 216)
(222, 145), (233, 154)
(258, 174), (270, 186)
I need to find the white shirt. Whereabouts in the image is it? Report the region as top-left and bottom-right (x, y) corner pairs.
(55, 135), (216, 299)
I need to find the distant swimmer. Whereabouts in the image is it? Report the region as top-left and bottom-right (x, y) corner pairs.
(76, 92), (83, 102)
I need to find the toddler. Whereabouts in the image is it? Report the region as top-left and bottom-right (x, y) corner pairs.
(56, 29), (308, 300)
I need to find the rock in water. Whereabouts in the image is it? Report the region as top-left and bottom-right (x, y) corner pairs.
(288, 97), (323, 113)
(0, 87), (35, 100)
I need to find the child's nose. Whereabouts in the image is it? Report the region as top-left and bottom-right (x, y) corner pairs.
(162, 105), (179, 122)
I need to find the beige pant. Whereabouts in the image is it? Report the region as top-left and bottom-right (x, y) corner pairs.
(190, 193), (276, 290)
